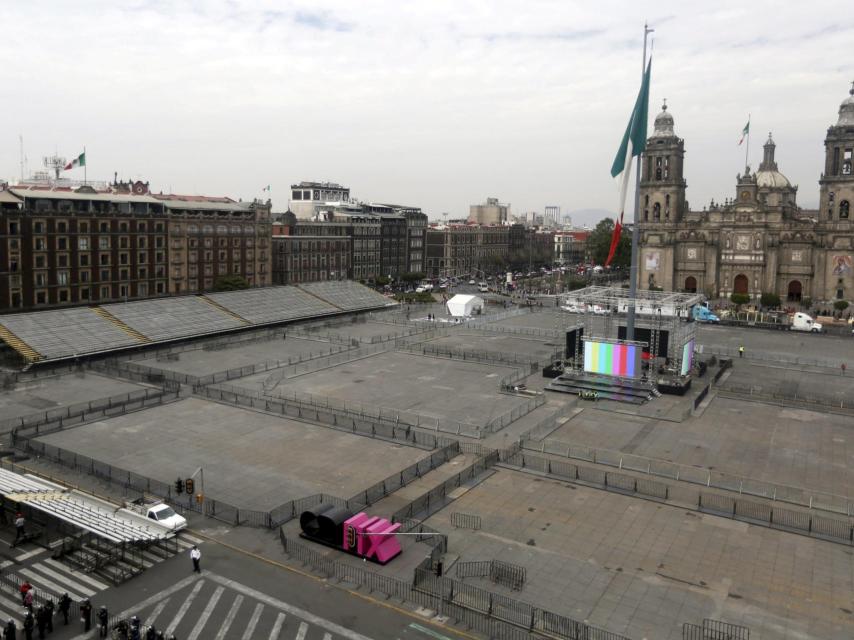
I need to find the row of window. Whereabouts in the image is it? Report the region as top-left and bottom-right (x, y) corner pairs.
(13, 220), (167, 235)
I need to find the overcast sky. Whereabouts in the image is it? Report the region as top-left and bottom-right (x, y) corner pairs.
(1, 1), (851, 221)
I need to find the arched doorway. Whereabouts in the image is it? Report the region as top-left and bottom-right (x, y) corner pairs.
(787, 280), (802, 302)
(684, 276), (697, 293)
(733, 274), (749, 295)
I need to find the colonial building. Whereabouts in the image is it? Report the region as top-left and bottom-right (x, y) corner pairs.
(638, 85), (854, 303)
(271, 213), (351, 285)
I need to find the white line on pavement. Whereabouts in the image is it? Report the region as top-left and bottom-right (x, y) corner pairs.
(14, 548), (45, 562)
(208, 573), (376, 640)
(295, 621), (308, 640)
(27, 563), (96, 597)
(269, 612), (286, 640)
(166, 579), (205, 636)
(23, 565), (88, 601)
(145, 598), (170, 629)
(323, 634), (332, 640)
(187, 585), (223, 640)
(214, 594), (243, 640)
(43, 559), (110, 592)
(240, 602), (264, 640)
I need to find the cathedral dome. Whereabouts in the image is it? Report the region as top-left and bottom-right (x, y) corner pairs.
(754, 133), (791, 189)
(838, 82), (854, 126)
(649, 100), (675, 138)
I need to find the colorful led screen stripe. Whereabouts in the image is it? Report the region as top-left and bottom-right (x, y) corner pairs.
(680, 339), (695, 375)
(583, 341), (642, 378)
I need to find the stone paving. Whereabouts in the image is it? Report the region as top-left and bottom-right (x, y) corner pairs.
(34, 396), (427, 509)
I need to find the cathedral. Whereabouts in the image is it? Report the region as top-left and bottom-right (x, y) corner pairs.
(638, 83), (854, 303)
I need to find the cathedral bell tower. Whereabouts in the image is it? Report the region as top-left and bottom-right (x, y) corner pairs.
(639, 101), (688, 224)
(819, 82), (854, 222)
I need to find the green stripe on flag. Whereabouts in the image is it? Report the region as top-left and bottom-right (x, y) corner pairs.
(610, 60), (652, 178)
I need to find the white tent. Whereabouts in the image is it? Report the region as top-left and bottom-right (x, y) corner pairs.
(446, 294), (484, 318)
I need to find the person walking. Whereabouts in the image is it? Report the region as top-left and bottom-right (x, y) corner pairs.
(42, 601), (52, 635)
(80, 600), (92, 633)
(738, 345), (745, 358)
(57, 595), (70, 626)
(842, 363), (847, 376)
(34, 606), (45, 640)
(190, 546), (201, 573)
(4, 618), (16, 640)
(19, 583), (31, 608)
(145, 626), (157, 640)
(23, 591), (33, 612)
(97, 607), (108, 638)
(13, 514), (25, 546)
(21, 612), (33, 640)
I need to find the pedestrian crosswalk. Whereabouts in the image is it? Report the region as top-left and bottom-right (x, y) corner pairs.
(0, 532), (205, 623)
(88, 572), (374, 640)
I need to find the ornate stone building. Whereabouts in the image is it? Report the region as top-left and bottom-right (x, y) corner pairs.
(638, 84), (854, 303)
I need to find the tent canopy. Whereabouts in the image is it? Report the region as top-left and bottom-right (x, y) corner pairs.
(447, 294), (484, 317)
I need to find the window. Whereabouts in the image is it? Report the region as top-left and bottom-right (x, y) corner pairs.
(100, 286), (110, 299)
(57, 271), (68, 285)
(10, 257), (19, 272)
(80, 254), (90, 267)
(841, 200), (850, 219)
(58, 254), (68, 267)
(34, 238), (46, 251)
(9, 221), (19, 234)
(138, 282), (147, 296)
(100, 254), (110, 266)
(174, 267), (182, 278)
(100, 269), (110, 281)
(35, 273), (47, 286)
(156, 252), (165, 263)
(79, 237), (90, 250)
(119, 284), (129, 298)
(120, 269), (129, 280)
(119, 222), (129, 233)
(292, 190), (302, 200)
(35, 255), (46, 268)
(99, 237), (110, 250)
(138, 222), (147, 232)
(655, 157), (662, 180)
(59, 289), (69, 303)
(189, 238), (198, 248)
(203, 225), (213, 235)
(120, 252), (129, 265)
(155, 222), (165, 232)
(219, 238), (227, 248)
(188, 224), (198, 234)
(34, 221), (45, 233)
(204, 238), (213, 248)
(36, 291), (46, 305)
(156, 282), (165, 294)
(57, 221), (67, 233)
(844, 149), (853, 176)
(80, 221), (89, 233)
(138, 237), (146, 248)
(155, 237), (165, 248)
(80, 270), (90, 283)
(138, 251), (147, 263)
(80, 287), (90, 300)
(120, 237), (129, 249)
(218, 263), (227, 275)
(139, 267), (148, 278)
(100, 222), (109, 232)
(653, 202), (661, 221)
(219, 250), (227, 261)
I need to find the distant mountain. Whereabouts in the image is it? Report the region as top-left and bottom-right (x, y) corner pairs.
(567, 208), (617, 228)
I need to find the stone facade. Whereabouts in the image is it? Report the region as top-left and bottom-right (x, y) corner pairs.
(639, 85), (854, 303)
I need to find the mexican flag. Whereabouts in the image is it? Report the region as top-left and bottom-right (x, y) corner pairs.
(607, 59), (651, 267)
(63, 151), (86, 171)
(738, 120), (749, 145)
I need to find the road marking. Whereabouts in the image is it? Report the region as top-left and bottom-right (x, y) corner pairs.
(180, 533), (205, 545)
(0, 561), (13, 570)
(166, 579), (205, 636)
(209, 573), (376, 640)
(13, 548), (45, 562)
(294, 621), (308, 640)
(408, 623), (457, 640)
(187, 585), (223, 640)
(23, 565), (88, 601)
(145, 597), (170, 628)
(240, 602), (264, 640)
(214, 594), (243, 640)
(323, 634), (332, 640)
(268, 612), (286, 639)
(69, 574), (204, 640)
(27, 563), (96, 597)
(43, 559), (110, 591)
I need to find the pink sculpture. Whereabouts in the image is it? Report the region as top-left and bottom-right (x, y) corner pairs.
(343, 512), (402, 564)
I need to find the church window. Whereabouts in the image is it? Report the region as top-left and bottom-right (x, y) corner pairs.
(663, 158), (670, 179)
(655, 157), (662, 180)
(653, 202), (661, 221)
(840, 200), (850, 219)
(844, 149), (853, 175)
(647, 157), (652, 180)
(665, 195), (671, 220)
(832, 148), (840, 174)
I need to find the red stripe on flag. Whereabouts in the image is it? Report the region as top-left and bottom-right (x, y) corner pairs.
(604, 212), (623, 267)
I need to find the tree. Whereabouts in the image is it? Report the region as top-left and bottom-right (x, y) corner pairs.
(587, 218), (630, 268)
(760, 292), (781, 309)
(833, 300), (849, 312)
(730, 292), (750, 306)
(400, 272), (425, 284)
(213, 275), (250, 292)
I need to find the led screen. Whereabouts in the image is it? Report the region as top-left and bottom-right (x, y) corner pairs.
(680, 339), (695, 375)
(583, 340), (642, 378)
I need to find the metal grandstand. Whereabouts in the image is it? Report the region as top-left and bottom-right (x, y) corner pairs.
(0, 282), (396, 366)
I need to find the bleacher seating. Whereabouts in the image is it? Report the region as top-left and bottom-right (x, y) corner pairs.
(0, 308), (141, 360)
(298, 281), (396, 311)
(102, 297), (246, 341)
(206, 287), (339, 324)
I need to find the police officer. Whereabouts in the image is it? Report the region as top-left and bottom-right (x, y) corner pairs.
(80, 600), (92, 633)
(3, 618), (15, 640)
(22, 611), (33, 640)
(57, 595), (70, 627)
(97, 607), (108, 638)
(34, 606), (45, 640)
(42, 601), (52, 635)
(145, 626), (157, 640)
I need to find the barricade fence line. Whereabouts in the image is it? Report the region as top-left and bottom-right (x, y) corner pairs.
(524, 436), (854, 516)
(716, 386), (852, 414)
(503, 450), (854, 547)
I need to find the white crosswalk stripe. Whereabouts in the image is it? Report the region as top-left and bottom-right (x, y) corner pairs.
(241, 602), (264, 640)
(165, 579), (205, 636)
(187, 585), (224, 640)
(295, 621), (309, 640)
(323, 634), (332, 640)
(145, 597), (170, 628)
(180, 533), (205, 546)
(269, 612), (286, 640)
(23, 565), (89, 601)
(42, 559), (110, 592)
(213, 594), (243, 640)
(26, 563), (96, 597)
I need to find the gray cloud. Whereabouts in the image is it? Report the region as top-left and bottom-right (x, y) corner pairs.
(0, 0), (850, 220)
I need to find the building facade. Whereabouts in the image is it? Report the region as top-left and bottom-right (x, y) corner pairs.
(469, 197), (509, 225)
(271, 213), (351, 285)
(554, 230), (590, 265)
(288, 181), (351, 219)
(638, 86), (854, 303)
(0, 184), (270, 312)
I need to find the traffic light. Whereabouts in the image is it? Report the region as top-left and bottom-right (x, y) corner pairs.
(174, 478), (184, 494)
(185, 478), (194, 495)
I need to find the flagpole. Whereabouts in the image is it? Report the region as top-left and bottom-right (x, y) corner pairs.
(626, 23), (653, 342)
(84, 146), (87, 185)
(744, 115), (750, 172)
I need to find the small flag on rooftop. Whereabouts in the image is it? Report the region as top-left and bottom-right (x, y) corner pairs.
(262, 185), (271, 192)
(63, 151), (86, 171)
(738, 120), (750, 145)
